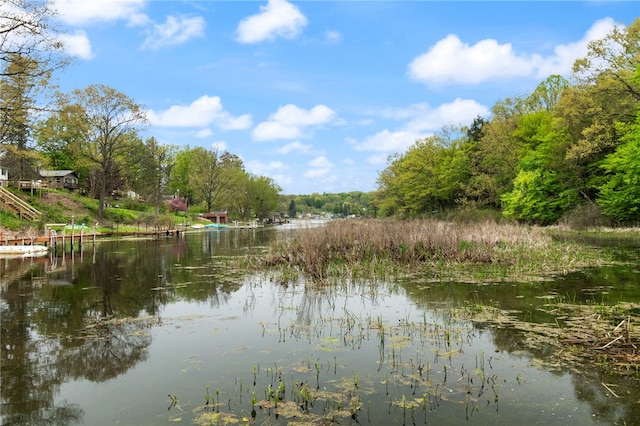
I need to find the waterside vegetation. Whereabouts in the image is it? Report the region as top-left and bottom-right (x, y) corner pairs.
(258, 218), (639, 381)
(261, 219), (618, 283)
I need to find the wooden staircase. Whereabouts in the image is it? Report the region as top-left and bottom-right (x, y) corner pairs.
(0, 186), (42, 221)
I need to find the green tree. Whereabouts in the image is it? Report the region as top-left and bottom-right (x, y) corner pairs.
(597, 67), (640, 222)
(1, 0), (70, 177)
(61, 84), (147, 217)
(135, 137), (175, 215)
(168, 147), (195, 204)
(377, 133), (468, 217)
(562, 18), (639, 165)
(501, 168), (575, 225)
(526, 75), (570, 112)
(249, 175), (281, 219)
(0, 0), (68, 80)
(459, 99), (524, 208)
(190, 147), (222, 212)
(288, 198), (297, 218)
(34, 103), (87, 172)
(0, 54), (46, 179)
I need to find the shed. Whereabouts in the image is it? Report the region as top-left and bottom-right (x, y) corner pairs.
(202, 211), (228, 224)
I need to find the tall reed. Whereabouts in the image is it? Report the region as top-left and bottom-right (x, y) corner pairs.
(262, 219), (560, 280)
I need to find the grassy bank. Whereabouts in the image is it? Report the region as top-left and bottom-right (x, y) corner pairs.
(0, 189), (201, 236)
(262, 219), (616, 282)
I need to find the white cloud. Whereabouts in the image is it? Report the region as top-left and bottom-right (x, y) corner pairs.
(536, 17), (618, 78)
(147, 95), (252, 130)
(195, 129), (213, 138)
(276, 141), (312, 154)
(236, 0), (307, 44)
(355, 129), (424, 153)
(245, 160), (287, 176)
(309, 156), (332, 169)
(253, 104), (336, 141)
(325, 30), (342, 44)
(253, 121), (302, 140)
(408, 34), (536, 86)
(408, 18), (620, 86)
(211, 141), (228, 152)
(404, 98), (490, 133)
(141, 15), (205, 50)
(58, 30), (93, 59)
(354, 98), (488, 153)
(53, 0), (147, 26)
(342, 158), (354, 165)
(367, 153), (390, 166)
(304, 156), (333, 178)
(304, 168), (331, 178)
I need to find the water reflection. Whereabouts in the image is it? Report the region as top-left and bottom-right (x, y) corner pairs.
(1, 228), (638, 425)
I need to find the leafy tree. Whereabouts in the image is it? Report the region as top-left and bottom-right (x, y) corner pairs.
(526, 75), (570, 112)
(219, 156), (250, 219)
(375, 134), (465, 217)
(136, 137), (174, 215)
(501, 107), (580, 223)
(597, 67), (640, 222)
(501, 168), (576, 225)
(0, 0), (68, 80)
(34, 103), (86, 172)
(249, 175), (281, 219)
(0, 54), (46, 179)
(459, 99), (524, 208)
(561, 18), (639, 165)
(573, 18), (640, 101)
(375, 153), (407, 217)
(168, 196), (187, 215)
(288, 198), (297, 218)
(60, 84), (147, 217)
(190, 147), (222, 213)
(1, 0), (69, 175)
(167, 147), (195, 205)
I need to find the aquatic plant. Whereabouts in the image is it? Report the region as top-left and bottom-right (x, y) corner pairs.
(260, 219), (612, 283)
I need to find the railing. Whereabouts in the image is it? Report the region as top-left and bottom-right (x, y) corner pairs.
(0, 186), (42, 221)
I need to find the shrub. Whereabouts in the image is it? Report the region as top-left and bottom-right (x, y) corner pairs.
(103, 207), (138, 224)
(558, 202), (612, 229)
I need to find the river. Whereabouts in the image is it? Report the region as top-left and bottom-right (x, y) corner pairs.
(1, 224), (638, 425)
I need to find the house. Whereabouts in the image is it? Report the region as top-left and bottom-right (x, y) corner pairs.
(202, 211), (228, 224)
(0, 166), (7, 187)
(38, 169), (79, 190)
(263, 212), (285, 224)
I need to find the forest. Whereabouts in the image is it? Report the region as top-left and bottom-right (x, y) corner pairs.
(374, 19), (640, 226)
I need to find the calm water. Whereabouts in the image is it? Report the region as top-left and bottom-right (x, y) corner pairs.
(1, 225), (639, 425)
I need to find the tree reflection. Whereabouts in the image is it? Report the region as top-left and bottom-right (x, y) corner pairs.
(1, 233), (254, 424)
(57, 318), (153, 382)
(1, 275), (83, 425)
(399, 276), (640, 426)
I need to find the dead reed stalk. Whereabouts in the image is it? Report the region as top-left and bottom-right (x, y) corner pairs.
(262, 219), (554, 280)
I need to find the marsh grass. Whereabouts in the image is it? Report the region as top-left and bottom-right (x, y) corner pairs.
(189, 306), (502, 425)
(262, 219), (611, 282)
(470, 300), (639, 376)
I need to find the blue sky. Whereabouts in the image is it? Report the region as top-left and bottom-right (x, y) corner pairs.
(50, 0), (638, 195)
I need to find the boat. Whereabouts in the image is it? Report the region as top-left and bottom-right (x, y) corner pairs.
(0, 245), (49, 255)
(204, 223), (229, 229)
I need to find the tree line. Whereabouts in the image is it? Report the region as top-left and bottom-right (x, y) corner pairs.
(375, 19), (640, 225)
(0, 0), (280, 220)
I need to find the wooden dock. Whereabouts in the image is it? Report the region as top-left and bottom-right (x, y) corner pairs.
(0, 229), (182, 247)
